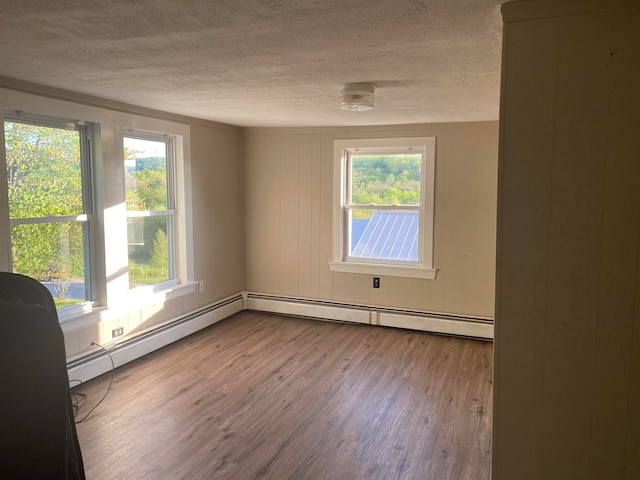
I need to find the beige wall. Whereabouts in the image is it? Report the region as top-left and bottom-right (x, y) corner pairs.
(244, 122), (498, 318)
(190, 123), (245, 300)
(494, 2), (640, 479)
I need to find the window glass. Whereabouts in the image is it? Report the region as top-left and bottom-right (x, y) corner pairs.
(347, 154), (422, 261)
(4, 119), (92, 308)
(124, 135), (174, 289)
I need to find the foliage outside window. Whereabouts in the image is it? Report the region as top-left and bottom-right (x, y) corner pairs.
(124, 134), (175, 289)
(4, 116), (93, 308)
(331, 137), (436, 279)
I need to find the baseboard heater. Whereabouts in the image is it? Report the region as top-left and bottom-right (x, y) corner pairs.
(67, 294), (244, 383)
(244, 293), (494, 340)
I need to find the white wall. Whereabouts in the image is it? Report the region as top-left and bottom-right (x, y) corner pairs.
(244, 122), (498, 319)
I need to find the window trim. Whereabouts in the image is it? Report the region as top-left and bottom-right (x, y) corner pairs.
(330, 137), (437, 280)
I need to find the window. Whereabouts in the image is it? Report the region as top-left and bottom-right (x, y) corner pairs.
(4, 114), (95, 308)
(124, 133), (176, 289)
(1, 107), (193, 322)
(331, 137), (436, 279)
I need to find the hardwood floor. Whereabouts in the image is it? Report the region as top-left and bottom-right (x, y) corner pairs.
(74, 311), (493, 480)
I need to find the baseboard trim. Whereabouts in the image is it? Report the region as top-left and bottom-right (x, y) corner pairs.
(66, 293), (244, 383)
(244, 293), (494, 340)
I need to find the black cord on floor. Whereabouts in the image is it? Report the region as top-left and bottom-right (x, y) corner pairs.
(71, 342), (115, 423)
(69, 379), (86, 416)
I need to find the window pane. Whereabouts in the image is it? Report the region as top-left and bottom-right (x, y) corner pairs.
(349, 209), (419, 261)
(5, 119), (91, 307)
(127, 215), (172, 288)
(124, 134), (174, 289)
(124, 137), (168, 211)
(350, 154), (421, 206)
(11, 222), (88, 307)
(5, 122), (83, 217)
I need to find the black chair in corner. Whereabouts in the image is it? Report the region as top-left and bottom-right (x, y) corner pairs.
(0, 272), (85, 480)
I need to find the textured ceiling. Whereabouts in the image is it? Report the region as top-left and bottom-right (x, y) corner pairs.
(0, 0), (503, 127)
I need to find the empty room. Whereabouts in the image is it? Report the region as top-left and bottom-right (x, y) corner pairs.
(1, 1), (638, 479)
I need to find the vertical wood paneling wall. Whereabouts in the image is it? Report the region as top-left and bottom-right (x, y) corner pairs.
(494, 2), (640, 479)
(244, 122), (498, 318)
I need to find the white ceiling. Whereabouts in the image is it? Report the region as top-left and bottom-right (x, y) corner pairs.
(0, 0), (504, 128)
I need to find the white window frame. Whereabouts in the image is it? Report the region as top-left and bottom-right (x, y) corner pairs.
(3, 112), (97, 314)
(123, 130), (178, 292)
(330, 137), (437, 279)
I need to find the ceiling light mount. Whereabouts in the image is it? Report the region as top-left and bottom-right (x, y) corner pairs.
(340, 82), (375, 111)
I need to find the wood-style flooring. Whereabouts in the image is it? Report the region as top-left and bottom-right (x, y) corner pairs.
(74, 311), (493, 480)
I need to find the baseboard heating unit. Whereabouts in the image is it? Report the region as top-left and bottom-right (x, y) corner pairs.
(67, 294), (244, 383)
(244, 293), (494, 340)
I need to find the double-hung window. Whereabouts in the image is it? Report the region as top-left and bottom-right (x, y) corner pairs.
(4, 113), (95, 308)
(331, 137), (436, 279)
(123, 132), (176, 289)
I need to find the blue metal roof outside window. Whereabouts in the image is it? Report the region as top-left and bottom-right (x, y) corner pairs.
(351, 210), (419, 261)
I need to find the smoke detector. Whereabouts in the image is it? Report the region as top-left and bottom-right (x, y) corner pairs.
(339, 82), (375, 111)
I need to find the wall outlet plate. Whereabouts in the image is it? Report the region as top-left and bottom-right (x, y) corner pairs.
(373, 277), (380, 288)
(112, 327), (124, 338)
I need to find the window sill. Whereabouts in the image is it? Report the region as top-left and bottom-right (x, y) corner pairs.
(59, 305), (107, 332)
(126, 280), (197, 304)
(329, 261), (437, 279)
(59, 281), (198, 332)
